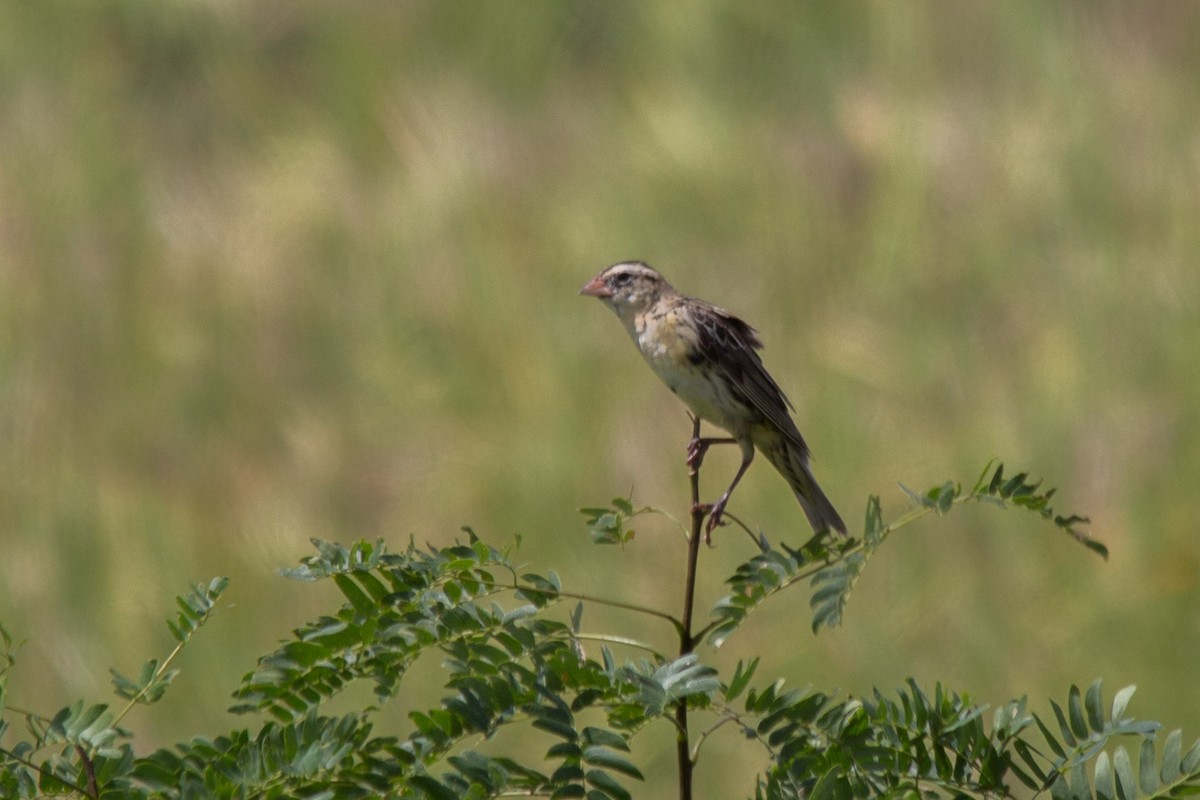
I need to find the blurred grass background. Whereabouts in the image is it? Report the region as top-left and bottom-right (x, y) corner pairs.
(1, 1), (1198, 795)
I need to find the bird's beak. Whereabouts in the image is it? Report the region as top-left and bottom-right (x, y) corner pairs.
(579, 275), (611, 298)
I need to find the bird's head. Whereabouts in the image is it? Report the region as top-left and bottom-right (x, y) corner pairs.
(580, 261), (674, 318)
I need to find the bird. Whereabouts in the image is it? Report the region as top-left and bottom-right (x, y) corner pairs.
(580, 261), (845, 538)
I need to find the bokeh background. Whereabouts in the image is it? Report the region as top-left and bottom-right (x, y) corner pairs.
(2, 2), (1198, 795)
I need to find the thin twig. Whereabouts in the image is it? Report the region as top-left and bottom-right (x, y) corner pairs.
(715, 511), (767, 550)
(0, 746), (90, 796)
(111, 639), (186, 728)
(76, 745), (99, 798)
(570, 632), (661, 655)
(690, 713), (742, 762)
(675, 414), (705, 800)
(505, 583), (685, 637)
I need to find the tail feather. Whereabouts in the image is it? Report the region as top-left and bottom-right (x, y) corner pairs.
(762, 438), (846, 536)
(792, 473), (846, 536)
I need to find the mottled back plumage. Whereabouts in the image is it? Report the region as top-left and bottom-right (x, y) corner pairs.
(690, 301), (810, 458)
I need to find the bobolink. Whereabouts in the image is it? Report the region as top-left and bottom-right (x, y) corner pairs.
(581, 261), (845, 538)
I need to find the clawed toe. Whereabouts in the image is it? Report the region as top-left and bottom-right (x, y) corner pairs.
(702, 500), (730, 544)
(689, 501), (727, 544)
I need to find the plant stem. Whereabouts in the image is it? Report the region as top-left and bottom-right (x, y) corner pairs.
(76, 745), (99, 798)
(111, 638), (186, 728)
(676, 414), (705, 800)
(571, 632), (661, 655)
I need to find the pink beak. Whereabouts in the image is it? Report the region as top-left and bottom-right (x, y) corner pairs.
(579, 276), (611, 298)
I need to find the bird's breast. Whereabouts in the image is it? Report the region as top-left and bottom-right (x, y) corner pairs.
(633, 308), (746, 435)
(635, 308), (695, 365)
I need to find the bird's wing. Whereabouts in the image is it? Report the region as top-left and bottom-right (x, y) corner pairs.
(692, 300), (810, 454)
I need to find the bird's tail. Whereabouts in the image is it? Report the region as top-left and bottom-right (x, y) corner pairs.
(763, 439), (846, 537)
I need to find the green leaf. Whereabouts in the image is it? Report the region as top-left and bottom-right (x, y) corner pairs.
(988, 463), (1005, 494)
(1095, 751), (1114, 800)
(1111, 685), (1136, 723)
(653, 654), (720, 701)
(547, 741), (582, 760)
(1085, 678), (1105, 733)
(809, 767), (844, 800)
(1000, 471), (1029, 499)
(809, 552), (870, 634)
(1070, 760), (1091, 800)
(725, 658), (759, 703)
(352, 569), (390, 603)
(972, 458), (999, 494)
(529, 705), (577, 741)
(897, 483), (926, 507)
(409, 774), (460, 800)
(863, 494), (883, 547)
(586, 768), (632, 800)
(1112, 746), (1136, 800)
(1184, 737), (1200, 773)
(925, 481), (958, 513)
(1067, 685), (1089, 739)
(1139, 738), (1158, 795)
(333, 574), (376, 618)
(1074, 532), (1109, 560)
(1161, 729), (1182, 784)
(1050, 699), (1078, 747)
(1036, 712), (1068, 758)
(582, 728), (629, 751)
(934, 482), (957, 513)
(582, 747), (643, 780)
(1015, 739), (1049, 787)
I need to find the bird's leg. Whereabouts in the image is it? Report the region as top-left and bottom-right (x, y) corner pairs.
(704, 448), (754, 541)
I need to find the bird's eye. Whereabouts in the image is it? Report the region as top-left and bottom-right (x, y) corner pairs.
(611, 272), (633, 287)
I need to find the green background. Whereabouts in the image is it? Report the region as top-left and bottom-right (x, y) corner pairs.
(2, 3), (1197, 795)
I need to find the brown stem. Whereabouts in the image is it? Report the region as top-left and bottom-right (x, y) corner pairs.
(76, 745), (99, 798)
(676, 414), (705, 800)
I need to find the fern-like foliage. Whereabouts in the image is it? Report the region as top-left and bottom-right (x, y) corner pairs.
(580, 494), (667, 546)
(1, 579), (228, 798)
(911, 460), (1107, 559)
(223, 534), (715, 798)
(707, 461), (1105, 646)
(3, 462), (1194, 800)
(1028, 680), (1200, 800)
(2, 538), (718, 798)
(112, 577), (230, 710)
(738, 678), (1199, 800)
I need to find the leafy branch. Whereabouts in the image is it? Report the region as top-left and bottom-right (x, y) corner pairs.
(5, 456), (1194, 800)
(703, 459), (1106, 646)
(901, 458), (1106, 559)
(112, 577), (229, 726)
(0, 579), (227, 799)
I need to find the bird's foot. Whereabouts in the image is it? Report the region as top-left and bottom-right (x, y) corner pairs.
(701, 497), (731, 544)
(686, 438), (710, 474)
(689, 501), (719, 545)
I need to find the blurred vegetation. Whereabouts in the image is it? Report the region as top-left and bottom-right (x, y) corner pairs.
(0, 2), (1197, 797)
